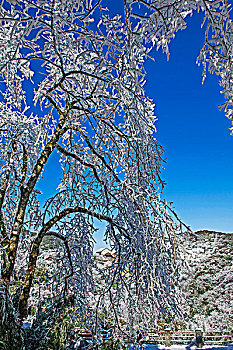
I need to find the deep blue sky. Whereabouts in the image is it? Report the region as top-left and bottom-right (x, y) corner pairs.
(105, 0), (233, 233)
(145, 13), (233, 233)
(39, 1), (233, 243)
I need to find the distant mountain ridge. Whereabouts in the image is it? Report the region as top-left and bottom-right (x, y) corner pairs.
(180, 229), (233, 330)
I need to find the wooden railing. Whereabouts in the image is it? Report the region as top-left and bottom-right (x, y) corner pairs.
(74, 328), (233, 346)
(74, 329), (112, 342)
(146, 329), (233, 346)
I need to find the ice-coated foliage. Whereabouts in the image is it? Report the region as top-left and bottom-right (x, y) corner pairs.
(0, 0), (232, 345)
(180, 230), (233, 330)
(125, 0), (233, 131)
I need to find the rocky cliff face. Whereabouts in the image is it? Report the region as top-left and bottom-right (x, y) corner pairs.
(179, 230), (233, 330)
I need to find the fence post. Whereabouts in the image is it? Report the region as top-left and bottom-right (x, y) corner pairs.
(165, 328), (171, 347)
(195, 329), (204, 348)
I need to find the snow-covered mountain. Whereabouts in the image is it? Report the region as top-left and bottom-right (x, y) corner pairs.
(179, 230), (233, 330)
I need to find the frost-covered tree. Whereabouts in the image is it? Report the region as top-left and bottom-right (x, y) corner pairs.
(180, 230), (233, 330)
(0, 0), (233, 342)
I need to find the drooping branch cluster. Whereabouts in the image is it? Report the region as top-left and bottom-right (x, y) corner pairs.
(0, 0), (232, 340)
(125, 0), (233, 131)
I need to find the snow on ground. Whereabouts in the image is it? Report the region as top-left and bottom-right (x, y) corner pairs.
(127, 344), (233, 350)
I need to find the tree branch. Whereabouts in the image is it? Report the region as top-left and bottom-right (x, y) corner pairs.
(56, 144), (104, 185)
(73, 126), (121, 185)
(21, 143), (28, 185)
(44, 230), (74, 298)
(18, 204), (129, 319)
(0, 168), (11, 245)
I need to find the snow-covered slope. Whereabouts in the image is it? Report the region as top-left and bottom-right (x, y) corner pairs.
(180, 230), (233, 329)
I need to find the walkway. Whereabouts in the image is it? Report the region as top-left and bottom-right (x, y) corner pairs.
(127, 344), (233, 350)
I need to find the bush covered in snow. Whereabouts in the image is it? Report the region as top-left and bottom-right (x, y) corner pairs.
(180, 230), (233, 330)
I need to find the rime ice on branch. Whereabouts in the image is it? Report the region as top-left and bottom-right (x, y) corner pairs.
(0, 0), (232, 336)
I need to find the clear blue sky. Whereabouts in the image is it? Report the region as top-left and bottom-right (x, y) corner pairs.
(145, 13), (233, 233)
(39, 1), (233, 243)
(104, 0), (233, 234)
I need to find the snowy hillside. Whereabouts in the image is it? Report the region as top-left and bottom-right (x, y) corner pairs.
(180, 230), (233, 329)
